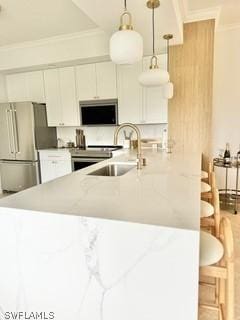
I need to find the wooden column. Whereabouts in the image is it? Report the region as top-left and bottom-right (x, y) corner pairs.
(168, 20), (215, 163)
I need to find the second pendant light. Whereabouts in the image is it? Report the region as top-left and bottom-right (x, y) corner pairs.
(138, 0), (169, 87)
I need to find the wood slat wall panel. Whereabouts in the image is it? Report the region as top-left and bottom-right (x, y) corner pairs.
(168, 20), (215, 163)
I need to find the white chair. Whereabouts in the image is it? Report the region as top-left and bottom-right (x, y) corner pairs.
(199, 217), (234, 320)
(201, 181), (211, 193)
(201, 188), (221, 237)
(201, 200), (214, 218)
(200, 230), (224, 267)
(201, 170), (208, 180)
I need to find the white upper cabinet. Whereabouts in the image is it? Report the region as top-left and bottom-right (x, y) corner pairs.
(0, 75), (7, 103)
(44, 67), (79, 127)
(118, 54), (168, 125)
(6, 73), (29, 102)
(142, 56), (168, 124)
(44, 69), (62, 126)
(117, 62), (143, 124)
(76, 61), (117, 101)
(6, 71), (45, 103)
(27, 71), (46, 103)
(76, 64), (96, 101)
(59, 68), (79, 127)
(96, 62), (117, 99)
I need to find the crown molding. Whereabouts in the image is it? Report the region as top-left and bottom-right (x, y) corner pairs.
(172, 0), (184, 42)
(0, 28), (105, 52)
(217, 22), (240, 32)
(179, 0), (221, 24)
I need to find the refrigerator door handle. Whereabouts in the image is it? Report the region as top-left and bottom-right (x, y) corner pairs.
(12, 106), (20, 154)
(6, 109), (15, 154)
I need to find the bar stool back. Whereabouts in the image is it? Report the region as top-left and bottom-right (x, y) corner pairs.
(201, 188), (221, 237)
(199, 217), (234, 320)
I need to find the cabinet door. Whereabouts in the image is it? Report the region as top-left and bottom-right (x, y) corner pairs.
(55, 160), (72, 179)
(117, 62), (143, 124)
(76, 64), (97, 101)
(0, 75), (7, 102)
(59, 67), (80, 126)
(26, 71), (45, 103)
(40, 160), (57, 183)
(96, 62), (117, 99)
(40, 159), (71, 183)
(142, 55), (168, 124)
(43, 69), (62, 127)
(6, 73), (29, 102)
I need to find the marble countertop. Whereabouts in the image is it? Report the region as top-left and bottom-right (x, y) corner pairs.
(0, 149), (201, 231)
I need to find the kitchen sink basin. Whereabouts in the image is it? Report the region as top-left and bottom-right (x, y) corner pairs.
(88, 163), (136, 177)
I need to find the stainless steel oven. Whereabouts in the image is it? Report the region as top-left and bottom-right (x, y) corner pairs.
(71, 156), (108, 171)
(70, 145), (122, 172)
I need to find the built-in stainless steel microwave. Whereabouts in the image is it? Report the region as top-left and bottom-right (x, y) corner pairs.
(80, 99), (118, 126)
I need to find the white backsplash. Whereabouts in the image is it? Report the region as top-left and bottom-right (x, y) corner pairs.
(57, 124), (168, 146)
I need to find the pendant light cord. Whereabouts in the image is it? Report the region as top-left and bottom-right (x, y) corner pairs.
(124, 0), (127, 11)
(152, 7), (155, 56)
(167, 39), (169, 72)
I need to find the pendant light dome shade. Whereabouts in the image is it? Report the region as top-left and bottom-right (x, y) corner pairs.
(110, 29), (143, 65)
(138, 1), (169, 87)
(139, 67), (169, 87)
(162, 81), (174, 99)
(110, 1), (143, 65)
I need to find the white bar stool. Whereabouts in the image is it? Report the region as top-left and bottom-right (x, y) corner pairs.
(199, 217), (234, 320)
(200, 230), (224, 267)
(201, 181), (211, 193)
(201, 170), (208, 180)
(201, 200), (214, 218)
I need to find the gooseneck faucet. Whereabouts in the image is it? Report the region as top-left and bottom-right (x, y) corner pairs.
(114, 123), (146, 169)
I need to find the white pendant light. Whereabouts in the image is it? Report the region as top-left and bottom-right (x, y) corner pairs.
(139, 0), (169, 87)
(162, 34), (174, 99)
(110, 0), (143, 65)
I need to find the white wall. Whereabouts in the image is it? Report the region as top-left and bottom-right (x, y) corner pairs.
(57, 124), (168, 147)
(213, 27), (240, 189)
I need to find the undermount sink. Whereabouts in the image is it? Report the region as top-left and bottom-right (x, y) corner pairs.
(88, 163), (136, 177)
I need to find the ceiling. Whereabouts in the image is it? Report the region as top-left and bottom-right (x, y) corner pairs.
(0, 0), (239, 51)
(71, 0), (183, 55)
(0, 0), (96, 46)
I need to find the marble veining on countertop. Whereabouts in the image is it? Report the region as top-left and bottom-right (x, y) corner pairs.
(0, 149), (201, 231)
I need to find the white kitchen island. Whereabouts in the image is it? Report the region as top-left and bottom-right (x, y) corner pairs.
(0, 149), (201, 320)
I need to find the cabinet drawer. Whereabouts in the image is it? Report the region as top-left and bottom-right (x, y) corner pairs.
(39, 150), (71, 161)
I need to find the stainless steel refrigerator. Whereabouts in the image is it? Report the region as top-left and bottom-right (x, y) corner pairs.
(0, 102), (57, 192)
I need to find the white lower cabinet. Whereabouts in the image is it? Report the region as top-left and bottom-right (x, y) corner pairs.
(39, 150), (72, 183)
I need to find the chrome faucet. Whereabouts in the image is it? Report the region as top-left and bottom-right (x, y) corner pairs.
(114, 123), (146, 169)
